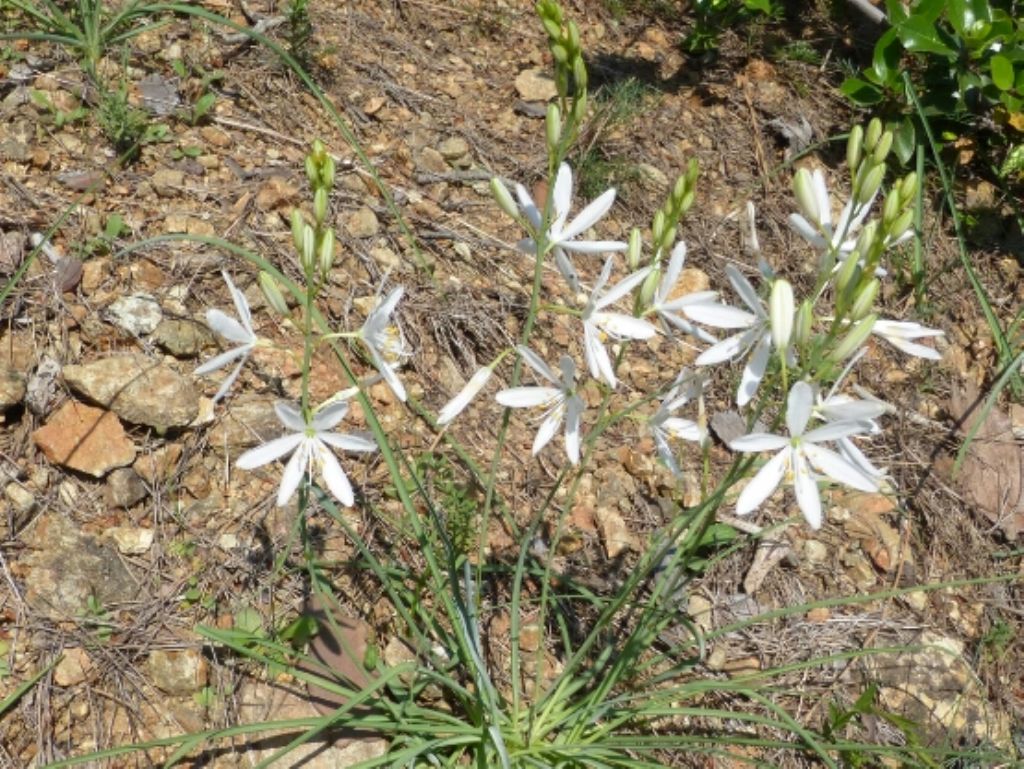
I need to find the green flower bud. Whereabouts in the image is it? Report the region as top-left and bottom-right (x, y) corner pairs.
(794, 299), (813, 348)
(291, 208), (305, 253)
(300, 224), (316, 274)
(846, 124), (864, 173)
(849, 277), (879, 320)
(305, 155), (318, 187)
(793, 167), (820, 224)
(546, 103), (561, 154)
(651, 210), (666, 247)
(857, 164), (885, 205)
(639, 265), (660, 311)
(661, 226), (677, 254)
(627, 227), (642, 270)
(320, 154), (336, 189)
(542, 17), (561, 39)
(853, 221), (879, 257)
(550, 42), (569, 63)
(834, 252), (860, 297)
(313, 187), (329, 224)
(318, 227), (336, 276)
(899, 171), (918, 204)
(567, 20), (580, 53)
(490, 177), (519, 220)
(311, 139), (326, 163)
(871, 130), (893, 164)
(769, 278), (795, 351)
(259, 271), (289, 317)
(889, 209), (914, 241)
(571, 91), (587, 123)
(573, 57), (587, 92)
(829, 314), (877, 363)
(685, 157), (699, 188)
(865, 118), (882, 151)
(882, 189), (900, 226)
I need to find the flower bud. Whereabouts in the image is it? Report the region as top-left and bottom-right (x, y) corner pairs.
(573, 57), (587, 92)
(318, 227), (335, 276)
(550, 42), (568, 63)
(291, 208), (305, 253)
(651, 210), (666, 247)
(871, 130), (893, 164)
(300, 224), (316, 274)
(846, 124), (864, 172)
(769, 279), (795, 351)
(794, 299), (813, 348)
(320, 154), (336, 189)
(627, 227), (642, 270)
(313, 187), (328, 224)
(490, 177), (519, 220)
(889, 209), (914, 241)
(311, 139), (326, 164)
(882, 189), (901, 226)
(542, 17), (561, 39)
(661, 225), (677, 254)
(685, 157), (699, 188)
(853, 220), (879, 257)
(639, 266), (660, 311)
(546, 103), (561, 154)
(857, 164), (885, 205)
(829, 314), (877, 363)
(793, 168), (820, 225)
(570, 91), (587, 123)
(673, 173), (688, 204)
(865, 118), (882, 151)
(305, 155), (318, 187)
(899, 171), (918, 204)
(849, 277), (879, 320)
(567, 20), (580, 54)
(834, 252), (860, 297)
(259, 271), (290, 316)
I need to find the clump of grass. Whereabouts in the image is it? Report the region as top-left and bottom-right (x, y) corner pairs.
(287, 0), (314, 69)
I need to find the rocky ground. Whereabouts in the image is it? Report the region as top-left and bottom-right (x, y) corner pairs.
(0, 0), (1022, 766)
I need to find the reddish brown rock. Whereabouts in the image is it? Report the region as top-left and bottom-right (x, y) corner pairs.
(33, 400), (136, 477)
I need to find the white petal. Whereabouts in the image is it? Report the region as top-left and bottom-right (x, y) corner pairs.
(552, 163), (573, 228)
(312, 400), (350, 431)
(376, 286), (405, 319)
(553, 247), (579, 291)
(736, 448), (789, 515)
(496, 386), (560, 409)
(683, 303), (757, 329)
(726, 264), (764, 317)
(318, 445), (354, 507)
(729, 433), (789, 452)
(596, 312), (657, 340)
(596, 267), (651, 310)
(194, 345), (248, 376)
(787, 213), (828, 249)
(532, 405), (563, 455)
(873, 320), (944, 339)
(275, 402), (308, 433)
(276, 441), (310, 506)
(437, 367), (493, 425)
(737, 332), (772, 407)
(517, 237), (538, 255)
(371, 349), (407, 402)
(584, 321), (616, 387)
(560, 187), (617, 241)
(515, 183), (542, 230)
(658, 291), (719, 311)
(882, 337), (942, 360)
(564, 395), (583, 465)
(206, 309), (251, 344)
(802, 443), (877, 492)
(654, 431), (681, 476)
(590, 257), (615, 299)
(210, 357), (246, 403)
(236, 433), (303, 469)
(560, 239), (627, 254)
(223, 271), (254, 334)
(818, 398), (888, 422)
(811, 169), (831, 229)
(317, 432), (378, 452)
(803, 420), (873, 443)
(695, 333), (747, 365)
(658, 311), (717, 344)
(663, 241), (686, 293)
(837, 436), (886, 479)
(785, 381), (815, 437)
(791, 450), (823, 529)
(662, 417), (701, 441)
(516, 346), (558, 384)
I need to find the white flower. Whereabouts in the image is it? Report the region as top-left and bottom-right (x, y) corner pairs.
(516, 163), (627, 291)
(728, 380), (878, 529)
(645, 241), (718, 343)
(359, 286), (411, 402)
(582, 257), (657, 388)
(437, 366), (494, 426)
(649, 369), (708, 476)
(236, 400), (377, 507)
(685, 265), (794, 407)
(195, 271), (258, 403)
(495, 347), (584, 465)
(815, 384), (889, 481)
(788, 168), (874, 258)
(871, 319), (943, 360)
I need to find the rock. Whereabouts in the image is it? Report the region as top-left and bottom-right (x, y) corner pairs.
(414, 146), (448, 175)
(637, 162), (669, 189)
(54, 647), (92, 687)
(106, 467), (147, 508)
(106, 293), (163, 335)
(514, 67), (557, 102)
(150, 167), (183, 197)
(62, 354), (199, 430)
(207, 395), (280, 447)
(0, 231), (24, 275)
(437, 136), (469, 162)
(0, 367), (26, 411)
(344, 206), (380, 239)
(33, 400), (136, 477)
(21, 512), (136, 616)
(132, 443), (182, 484)
(4, 482), (35, 515)
(199, 125), (231, 148)
(255, 176), (298, 210)
(152, 319), (212, 358)
(148, 649), (207, 695)
(25, 356), (61, 416)
(594, 505), (637, 559)
(108, 526), (154, 555)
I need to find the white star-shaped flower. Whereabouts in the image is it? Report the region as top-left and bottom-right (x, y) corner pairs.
(582, 257), (657, 389)
(516, 163), (626, 291)
(236, 400), (377, 507)
(728, 380), (878, 529)
(359, 286), (411, 402)
(195, 271), (258, 403)
(685, 265), (794, 407)
(648, 369), (708, 476)
(645, 241), (718, 343)
(871, 319), (943, 360)
(495, 347), (584, 465)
